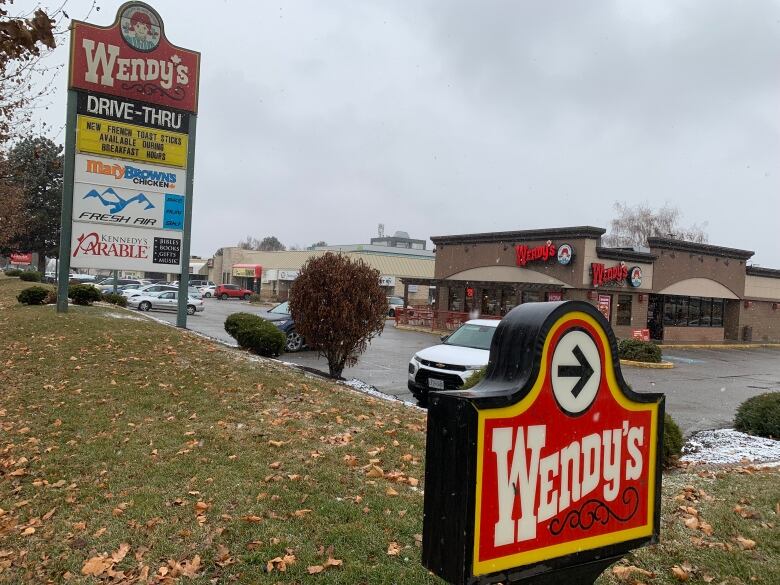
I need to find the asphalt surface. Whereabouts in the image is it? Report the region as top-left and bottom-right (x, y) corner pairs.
(145, 298), (780, 435)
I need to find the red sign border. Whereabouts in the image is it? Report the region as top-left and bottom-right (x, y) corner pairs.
(68, 1), (201, 113)
(471, 310), (660, 576)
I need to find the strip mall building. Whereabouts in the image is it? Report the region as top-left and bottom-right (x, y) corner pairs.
(425, 227), (780, 343)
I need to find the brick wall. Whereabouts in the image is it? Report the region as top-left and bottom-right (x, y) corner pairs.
(663, 327), (725, 343)
(737, 301), (780, 342)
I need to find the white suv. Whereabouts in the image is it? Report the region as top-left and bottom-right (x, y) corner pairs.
(407, 319), (499, 405)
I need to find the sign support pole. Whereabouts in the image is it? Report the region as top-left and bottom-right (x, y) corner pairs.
(56, 90), (78, 313)
(176, 113), (198, 328)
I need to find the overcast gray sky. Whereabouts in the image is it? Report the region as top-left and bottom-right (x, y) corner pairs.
(32, 0), (780, 264)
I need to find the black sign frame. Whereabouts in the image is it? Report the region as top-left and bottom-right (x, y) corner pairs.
(422, 301), (665, 585)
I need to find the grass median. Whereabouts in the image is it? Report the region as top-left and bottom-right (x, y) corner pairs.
(0, 276), (778, 584)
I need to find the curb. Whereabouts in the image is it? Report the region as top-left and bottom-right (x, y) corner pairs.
(620, 359), (674, 369)
(661, 343), (780, 350)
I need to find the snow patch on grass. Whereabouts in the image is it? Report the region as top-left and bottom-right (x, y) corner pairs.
(681, 428), (780, 464)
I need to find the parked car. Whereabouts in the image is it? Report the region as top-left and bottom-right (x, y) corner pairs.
(122, 284), (176, 298)
(215, 284), (253, 300)
(259, 301), (305, 352)
(407, 319), (500, 405)
(128, 290), (204, 315)
(387, 296), (405, 317)
(190, 280), (215, 289)
(95, 278), (148, 293)
(201, 285), (216, 298)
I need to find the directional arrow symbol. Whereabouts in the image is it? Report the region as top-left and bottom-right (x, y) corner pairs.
(557, 345), (594, 398)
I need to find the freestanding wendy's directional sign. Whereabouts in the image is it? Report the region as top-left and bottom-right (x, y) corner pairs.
(422, 301), (664, 585)
(57, 2), (199, 327)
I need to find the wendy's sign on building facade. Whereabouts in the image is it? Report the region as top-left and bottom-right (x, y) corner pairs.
(58, 2), (199, 327)
(422, 301), (664, 585)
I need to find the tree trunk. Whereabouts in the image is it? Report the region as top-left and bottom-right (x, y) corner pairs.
(328, 357), (345, 379)
(37, 254), (46, 274)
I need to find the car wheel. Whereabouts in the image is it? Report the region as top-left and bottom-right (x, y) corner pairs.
(285, 330), (304, 353)
(389, 308), (395, 317)
(186, 305), (196, 315)
(220, 293), (228, 300)
(243, 293), (251, 300)
(139, 301), (151, 312)
(204, 292), (211, 298)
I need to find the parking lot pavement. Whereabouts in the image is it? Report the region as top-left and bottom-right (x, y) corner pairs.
(142, 299), (780, 434)
(145, 298), (440, 399)
(623, 347), (780, 435)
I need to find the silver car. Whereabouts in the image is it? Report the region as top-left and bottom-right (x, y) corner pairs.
(128, 291), (204, 315)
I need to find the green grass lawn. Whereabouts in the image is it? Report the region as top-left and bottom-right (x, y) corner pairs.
(0, 276), (778, 584)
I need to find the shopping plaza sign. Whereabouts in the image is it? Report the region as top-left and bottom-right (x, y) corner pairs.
(422, 301), (664, 585)
(58, 2), (199, 327)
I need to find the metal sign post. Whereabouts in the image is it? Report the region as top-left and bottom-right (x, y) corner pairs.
(422, 301), (664, 585)
(56, 2), (200, 322)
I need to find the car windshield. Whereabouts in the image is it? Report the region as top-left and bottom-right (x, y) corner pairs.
(388, 297), (404, 305)
(269, 301), (290, 315)
(444, 323), (496, 350)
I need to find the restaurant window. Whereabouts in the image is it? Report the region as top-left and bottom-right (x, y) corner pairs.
(662, 296), (725, 327)
(712, 299), (724, 327)
(522, 290), (541, 304)
(449, 287), (464, 312)
(482, 287), (503, 316)
(616, 294), (632, 326)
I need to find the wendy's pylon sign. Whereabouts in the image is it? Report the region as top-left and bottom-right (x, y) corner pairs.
(422, 301), (664, 585)
(58, 2), (199, 327)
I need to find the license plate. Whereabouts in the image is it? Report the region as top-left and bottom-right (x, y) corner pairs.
(428, 378), (445, 390)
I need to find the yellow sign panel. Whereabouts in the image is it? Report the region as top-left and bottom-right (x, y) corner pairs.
(76, 115), (188, 169)
(232, 267), (256, 277)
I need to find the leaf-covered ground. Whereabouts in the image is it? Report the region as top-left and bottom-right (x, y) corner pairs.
(0, 276), (778, 584)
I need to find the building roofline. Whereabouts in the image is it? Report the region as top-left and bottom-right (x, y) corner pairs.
(746, 266), (780, 279)
(431, 226), (606, 245)
(646, 237), (754, 260)
(596, 247), (657, 263)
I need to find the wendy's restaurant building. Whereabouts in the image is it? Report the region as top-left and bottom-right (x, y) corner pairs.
(421, 226), (780, 343)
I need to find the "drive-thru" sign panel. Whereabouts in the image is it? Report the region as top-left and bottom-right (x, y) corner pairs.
(422, 301), (664, 585)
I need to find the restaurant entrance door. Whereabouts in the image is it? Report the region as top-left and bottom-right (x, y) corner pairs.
(647, 294), (664, 340)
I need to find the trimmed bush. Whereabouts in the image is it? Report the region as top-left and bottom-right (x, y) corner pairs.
(734, 392), (780, 439)
(224, 312), (265, 338)
(663, 413), (683, 467)
(45, 289), (57, 305)
(102, 292), (128, 307)
(19, 271), (41, 282)
(4, 268), (22, 277)
(68, 284), (101, 306)
(618, 339), (662, 363)
(17, 286), (49, 305)
(234, 321), (286, 357)
(462, 367), (487, 389)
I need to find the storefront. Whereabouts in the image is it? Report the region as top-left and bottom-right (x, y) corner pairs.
(231, 264), (262, 293)
(429, 227), (780, 343)
(208, 248), (435, 304)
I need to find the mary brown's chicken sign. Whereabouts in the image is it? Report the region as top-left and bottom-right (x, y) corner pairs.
(422, 301), (664, 585)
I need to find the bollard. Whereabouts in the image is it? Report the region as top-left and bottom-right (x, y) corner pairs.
(422, 301), (664, 585)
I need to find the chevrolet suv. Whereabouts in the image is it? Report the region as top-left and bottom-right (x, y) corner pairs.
(407, 319), (499, 406)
